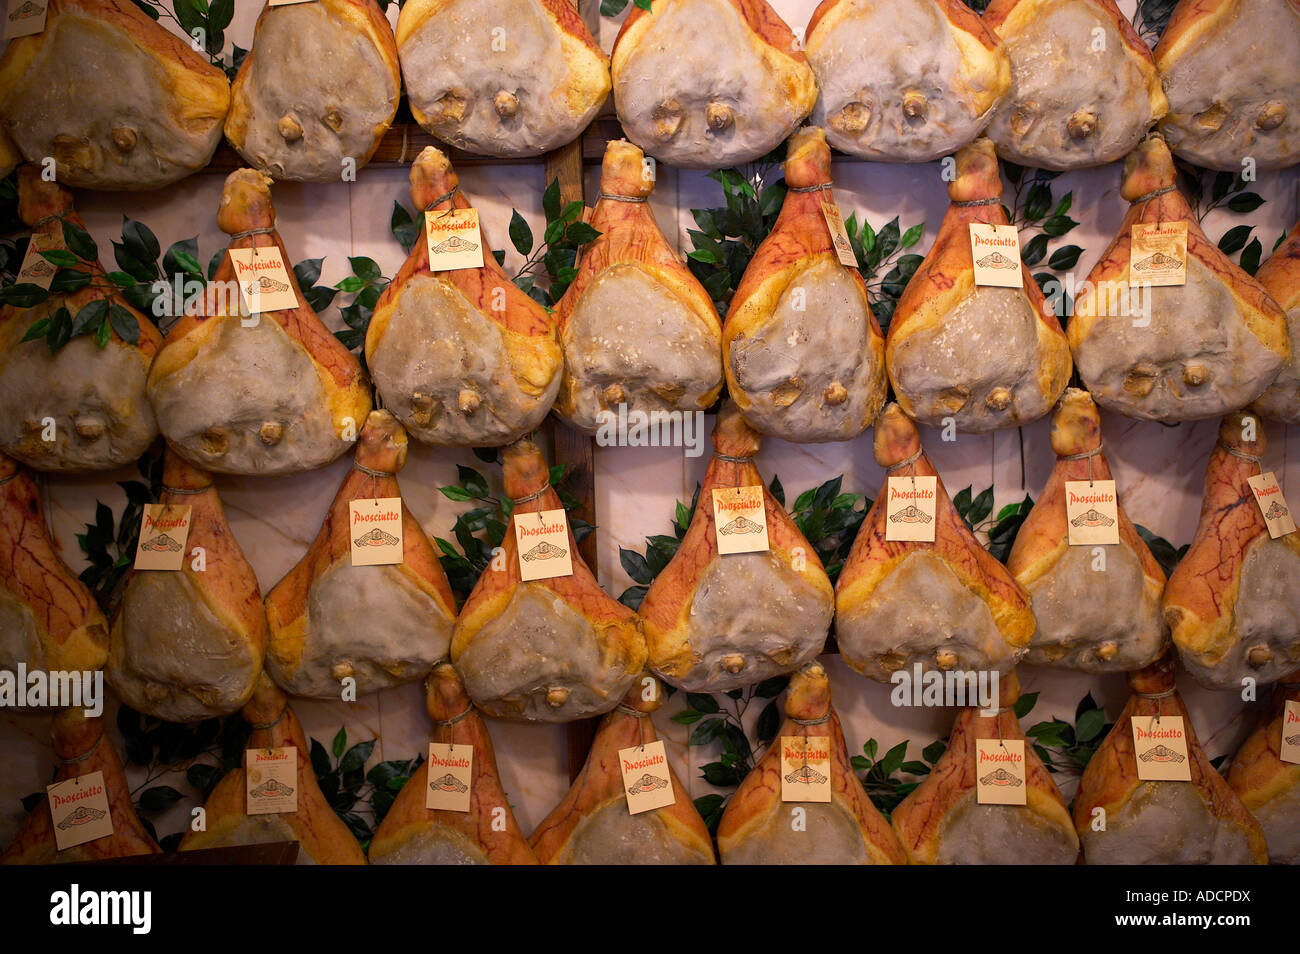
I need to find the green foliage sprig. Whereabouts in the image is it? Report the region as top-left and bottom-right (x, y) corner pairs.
(76, 447), (163, 617)
(1024, 691), (1113, 782)
(1176, 163), (1271, 275)
(686, 164), (785, 316)
(1002, 164), (1082, 319)
(1135, 524), (1189, 577)
(435, 461), (593, 605)
(504, 179), (601, 306)
(1132, 0), (1177, 45)
(951, 485), (1034, 564)
(851, 737), (946, 819)
(130, 0), (239, 78)
(843, 214), (925, 335)
(599, 0), (652, 17)
(310, 727), (422, 849)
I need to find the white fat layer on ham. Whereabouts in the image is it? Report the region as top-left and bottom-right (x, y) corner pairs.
(1024, 541), (1165, 672)
(1075, 257), (1283, 423)
(0, 13), (223, 189)
(1252, 305), (1300, 425)
(108, 572), (260, 723)
(730, 258), (881, 442)
(614, 0), (808, 168)
(233, 4), (397, 182)
(0, 320), (156, 472)
(456, 586), (636, 722)
(1159, 0), (1300, 171)
(560, 799), (712, 865)
(369, 275), (558, 446)
(400, 0), (598, 158)
(0, 590), (42, 676)
(191, 813), (318, 865)
(1180, 537), (1300, 689)
(1251, 780), (1300, 864)
(986, 0), (1154, 170)
(268, 563), (453, 699)
(808, 0), (994, 162)
(657, 552), (831, 692)
(1080, 781), (1257, 864)
(369, 824), (490, 865)
(935, 795), (1078, 864)
(721, 800), (870, 865)
(891, 285), (1050, 432)
(837, 551), (1018, 680)
(150, 316), (346, 475)
(561, 264), (720, 433)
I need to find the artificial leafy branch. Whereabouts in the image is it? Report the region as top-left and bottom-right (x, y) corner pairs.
(951, 485), (1034, 564)
(129, 0), (241, 78)
(77, 446), (163, 617)
(1175, 163), (1271, 275)
(843, 213), (925, 335)
(1132, 0), (1177, 45)
(1134, 524), (1189, 577)
(687, 164), (785, 316)
(1001, 163), (1083, 318)
(852, 737), (946, 820)
(505, 179), (600, 306)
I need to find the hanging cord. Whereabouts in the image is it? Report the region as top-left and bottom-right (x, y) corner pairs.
(715, 453), (754, 463)
(1062, 442), (1104, 486)
(230, 226), (275, 241)
(248, 704), (289, 732)
(510, 484), (550, 506)
(1131, 184), (1177, 229)
(435, 704), (473, 751)
(617, 703), (650, 750)
(57, 731), (103, 766)
(353, 462), (394, 479)
(790, 714), (830, 726)
(599, 192), (647, 203)
(953, 194), (1002, 228)
(1219, 443), (1262, 466)
(425, 185), (460, 215)
(887, 448), (923, 489)
(1137, 686), (1176, 724)
(161, 483), (210, 495)
(789, 183), (830, 194)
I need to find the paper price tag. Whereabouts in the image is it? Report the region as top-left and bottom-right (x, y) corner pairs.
(426, 743), (473, 812)
(780, 735), (832, 803)
(618, 739), (676, 814)
(975, 739), (1026, 805)
(228, 247), (299, 314)
(48, 772), (114, 851)
(349, 498), (404, 566)
(514, 508), (573, 581)
(1129, 222), (1187, 287)
(712, 485), (769, 555)
(969, 223), (1022, 288)
(885, 475), (937, 542)
(820, 195), (859, 268)
(16, 233), (58, 290)
(425, 209), (485, 271)
(1247, 473), (1295, 539)
(1282, 701), (1300, 766)
(1132, 715), (1191, 781)
(133, 504), (192, 571)
(246, 747), (298, 815)
(1065, 479), (1120, 546)
(4, 0), (47, 40)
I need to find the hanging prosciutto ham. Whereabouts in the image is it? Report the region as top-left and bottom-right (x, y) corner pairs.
(834, 404), (1035, 680)
(1227, 682), (1300, 863)
(717, 662), (905, 864)
(1070, 136), (1288, 423)
(1163, 413), (1300, 689)
(610, 0), (817, 168)
(638, 402), (833, 692)
(369, 663), (538, 864)
(804, 0), (1011, 162)
(724, 127), (886, 443)
(0, 0), (230, 190)
(1252, 218), (1300, 424)
(1007, 389), (1167, 672)
(1154, 0), (1300, 171)
(886, 138), (1070, 434)
(1073, 653), (1268, 863)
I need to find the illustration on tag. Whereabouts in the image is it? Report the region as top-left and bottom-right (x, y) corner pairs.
(783, 764), (828, 786)
(139, 532), (183, 552)
(979, 767), (1023, 787)
(718, 515), (764, 535)
(354, 528), (400, 548)
(429, 234), (480, 255)
(521, 540), (568, 562)
(1070, 508), (1115, 528)
(626, 773), (669, 795)
(430, 773), (469, 794)
(975, 251), (1017, 270)
(250, 778), (295, 798)
(56, 806), (107, 829)
(1138, 744), (1185, 764)
(889, 504), (932, 524)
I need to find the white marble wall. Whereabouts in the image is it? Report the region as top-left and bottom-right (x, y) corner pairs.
(1, 0), (1297, 850)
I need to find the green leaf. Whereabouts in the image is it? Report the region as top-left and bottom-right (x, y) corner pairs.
(1226, 192), (1264, 214)
(1047, 244), (1083, 271)
(1023, 183), (1052, 222)
(952, 486), (972, 521)
(1013, 691), (1038, 719)
(967, 487), (994, 527)
(139, 785), (183, 812)
(20, 316), (50, 343)
(633, 0), (652, 9)
(207, 0), (234, 30)
(340, 739), (375, 774)
(163, 237), (202, 278)
(899, 223), (924, 249)
(1239, 238), (1262, 276)
(62, 220), (99, 262)
(173, 0), (207, 35)
(756, 700), (780, 743)
(332, 727), (347, 761)
(293, 257), (324, 288)
(508, 209), (533, 255)
(121, 217), (160, 264)
(438, 485), (473, 502)
(37, 248), (78, 268)
(391, 201), (418, 253)
(2, 282), (49, 307)
(49, 267), (92, 294)
(108, 304), (139, 345)
(70, 299), (108, 337)
(1041, 215), (1079, 237)
(619, 547), (654, 585)
(600, 0), (629, 13)
(1218, 224), (1253, 256)
(349, 256), (382, 283)
(1019, 233), (1048, 267)
(541, 179), (562, 222)
(685, 693), (720, 714)
(455, 465), (490, 499)
(130, 0), (160, 18)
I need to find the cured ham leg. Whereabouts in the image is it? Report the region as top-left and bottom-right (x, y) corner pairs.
(1069, 137), (1289, 423)
(0, 454), (108, 678)
(266, 411), (457, 698)
(983, 0), (1167, 171)
(0, 0), (230, 190)
(610, 0), (817, 168)
(892, 670), (1079, 864)
(1007, 389), (1167, 672)
(1252, 218), (1300, 424)
(369, 663), (537, 864)
(552, 139), (722, 435)
(397, 0), (610, 158)
(1163, 414), (1300, 689)
(886, 138), (1070, 433)
(180, 675), (368, 864)
(0, 167), (161, 471)
(107, 451), (267, 722)
(724, 127), (886, 443)
(1155, 0), (1300, 171)
(834, 404), (1034, 681)
(805, 0), (1010, 162)
(717, 662), (904, 864)
(639, 402), (833, 691)
(2, 709), (160, 864)
(1073, 653), (1268, 863)
(148, 170), (372, 475)
(1227, 682), (1300, 863)
(225, 0), (401, 182)
(530, 677), (714, 864)
(450, 437), (646, 721)
(366, 147), (561, 447)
